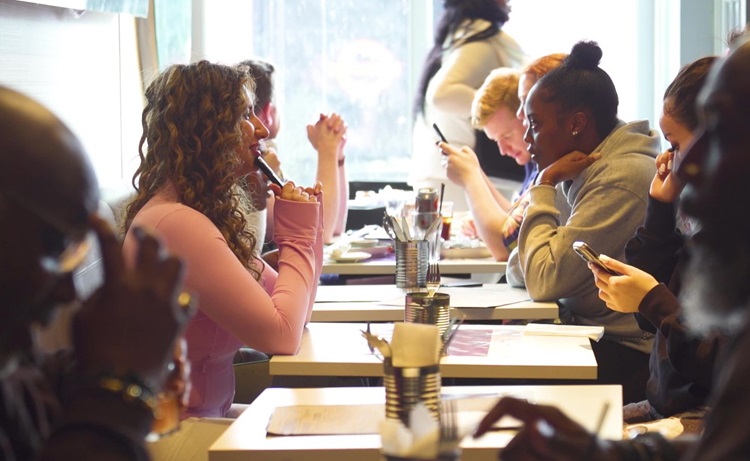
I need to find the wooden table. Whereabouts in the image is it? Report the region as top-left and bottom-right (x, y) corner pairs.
(311, 284), (558, 322)
(209, 385), (622, 461)
(270, 323), (597, 380)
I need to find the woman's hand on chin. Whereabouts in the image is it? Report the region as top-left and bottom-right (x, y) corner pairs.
(539, 151), (601, 185)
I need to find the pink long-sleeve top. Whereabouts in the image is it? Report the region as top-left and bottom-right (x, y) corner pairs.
(122, 184), (323, 417)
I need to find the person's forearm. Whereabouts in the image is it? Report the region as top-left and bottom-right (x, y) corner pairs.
(520, 177), (649, 302)
(625, 196), (683, 281)
(463, 174), (510, 261)
(305, 195), (325, 324)
(316, 148), (340, 243)
(430, 83), (476, 116)
(428, 40), (497, 117)
(483, 172), (512, 211)
(334, 160), (348, 236)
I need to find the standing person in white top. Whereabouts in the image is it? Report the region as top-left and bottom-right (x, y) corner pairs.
(411, 0), (526, 212)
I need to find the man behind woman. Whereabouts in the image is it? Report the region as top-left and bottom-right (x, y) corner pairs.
(240, 59), (348, 246)
(439, 54), (565, 261)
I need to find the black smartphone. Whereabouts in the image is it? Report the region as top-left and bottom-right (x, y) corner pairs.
(432, 123), (448, 143)
(572, 241), (619, 275)
(255, 155), (285, 187)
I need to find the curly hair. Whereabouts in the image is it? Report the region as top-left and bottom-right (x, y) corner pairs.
(471, 67), (520, 128)
(124, 60), (262, 279)
(536, 41), (619, 139)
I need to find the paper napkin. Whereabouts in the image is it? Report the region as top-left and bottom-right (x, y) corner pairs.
(390, 323), (442, 367)
(522, 323), (605, 341)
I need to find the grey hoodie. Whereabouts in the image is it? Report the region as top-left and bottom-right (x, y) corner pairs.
(507, 120), (659, 353)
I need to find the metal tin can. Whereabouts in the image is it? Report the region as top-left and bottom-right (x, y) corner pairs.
(415, 187), (438, 213)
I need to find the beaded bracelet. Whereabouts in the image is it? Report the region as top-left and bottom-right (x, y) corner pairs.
(97, 374), (159, 414)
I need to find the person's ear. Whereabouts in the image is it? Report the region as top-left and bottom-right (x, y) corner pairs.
(266, 104), (277, 125)
(571, 112), (587, 137)
(257, 102), (273, 126)
(264, 103), (280, 138)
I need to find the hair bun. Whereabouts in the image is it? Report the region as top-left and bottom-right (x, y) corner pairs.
(565, 41), (603, 70)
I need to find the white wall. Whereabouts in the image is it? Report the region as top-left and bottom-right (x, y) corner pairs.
(0, 0), (142, 188)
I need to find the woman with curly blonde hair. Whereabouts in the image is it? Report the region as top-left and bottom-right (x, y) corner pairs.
(122, 60), (323, 419)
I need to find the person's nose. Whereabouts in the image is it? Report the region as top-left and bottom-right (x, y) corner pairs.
(516, 105), (525, 121)
(523, 126), (533, 145)
(253, 115), (270, 140)
(497, 139), (509, 156)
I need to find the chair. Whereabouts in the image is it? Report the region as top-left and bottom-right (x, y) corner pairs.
(232, 348), (271, 404)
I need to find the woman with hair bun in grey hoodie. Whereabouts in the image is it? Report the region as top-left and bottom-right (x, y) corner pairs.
(507, 40), (659, 404)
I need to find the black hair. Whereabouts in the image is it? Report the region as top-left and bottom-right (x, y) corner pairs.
(238, 59), (275, 109)
(663, 56), (717, 132)
(414, 0), (509, 118)
(535, 41), (619, 139)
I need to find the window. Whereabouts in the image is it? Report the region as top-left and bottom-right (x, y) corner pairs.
(191, 0), (665, 184)
(198, 0), (432, 186)
(155, 0), (706, 184)
(154, 0), (192, 69)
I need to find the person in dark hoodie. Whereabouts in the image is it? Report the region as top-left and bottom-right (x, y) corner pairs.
(590, 56), (721, 430)
(505, 41), (658, 403)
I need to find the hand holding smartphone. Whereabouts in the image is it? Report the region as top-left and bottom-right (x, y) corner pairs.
(572, 241), (620, 275)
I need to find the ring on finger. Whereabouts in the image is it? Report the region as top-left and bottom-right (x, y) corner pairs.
(177, 291), (196, 314)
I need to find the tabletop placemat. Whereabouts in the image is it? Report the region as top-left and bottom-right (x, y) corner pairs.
(367, 325), (495, 358)
(266, 395), (525, 436)
(267, 404), (383, 435)
(445, 329), (493, 356)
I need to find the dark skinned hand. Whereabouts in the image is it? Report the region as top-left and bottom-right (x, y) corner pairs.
(474, 397), (617, 461)
(538, 151), (602, 185)
(73, 215), (194, 390)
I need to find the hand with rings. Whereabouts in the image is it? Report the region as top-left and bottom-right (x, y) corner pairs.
(73, 216), (194, 391)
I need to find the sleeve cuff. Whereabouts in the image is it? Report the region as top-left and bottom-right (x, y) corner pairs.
(638, 283), (680, 329)
(273, 198), (320, 241)
(642, 197), (678, 235)
(528, 183), (557, 205)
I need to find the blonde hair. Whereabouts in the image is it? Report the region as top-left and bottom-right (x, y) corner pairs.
(522, 53), (567, 84)
(471, 67), (521, 128)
